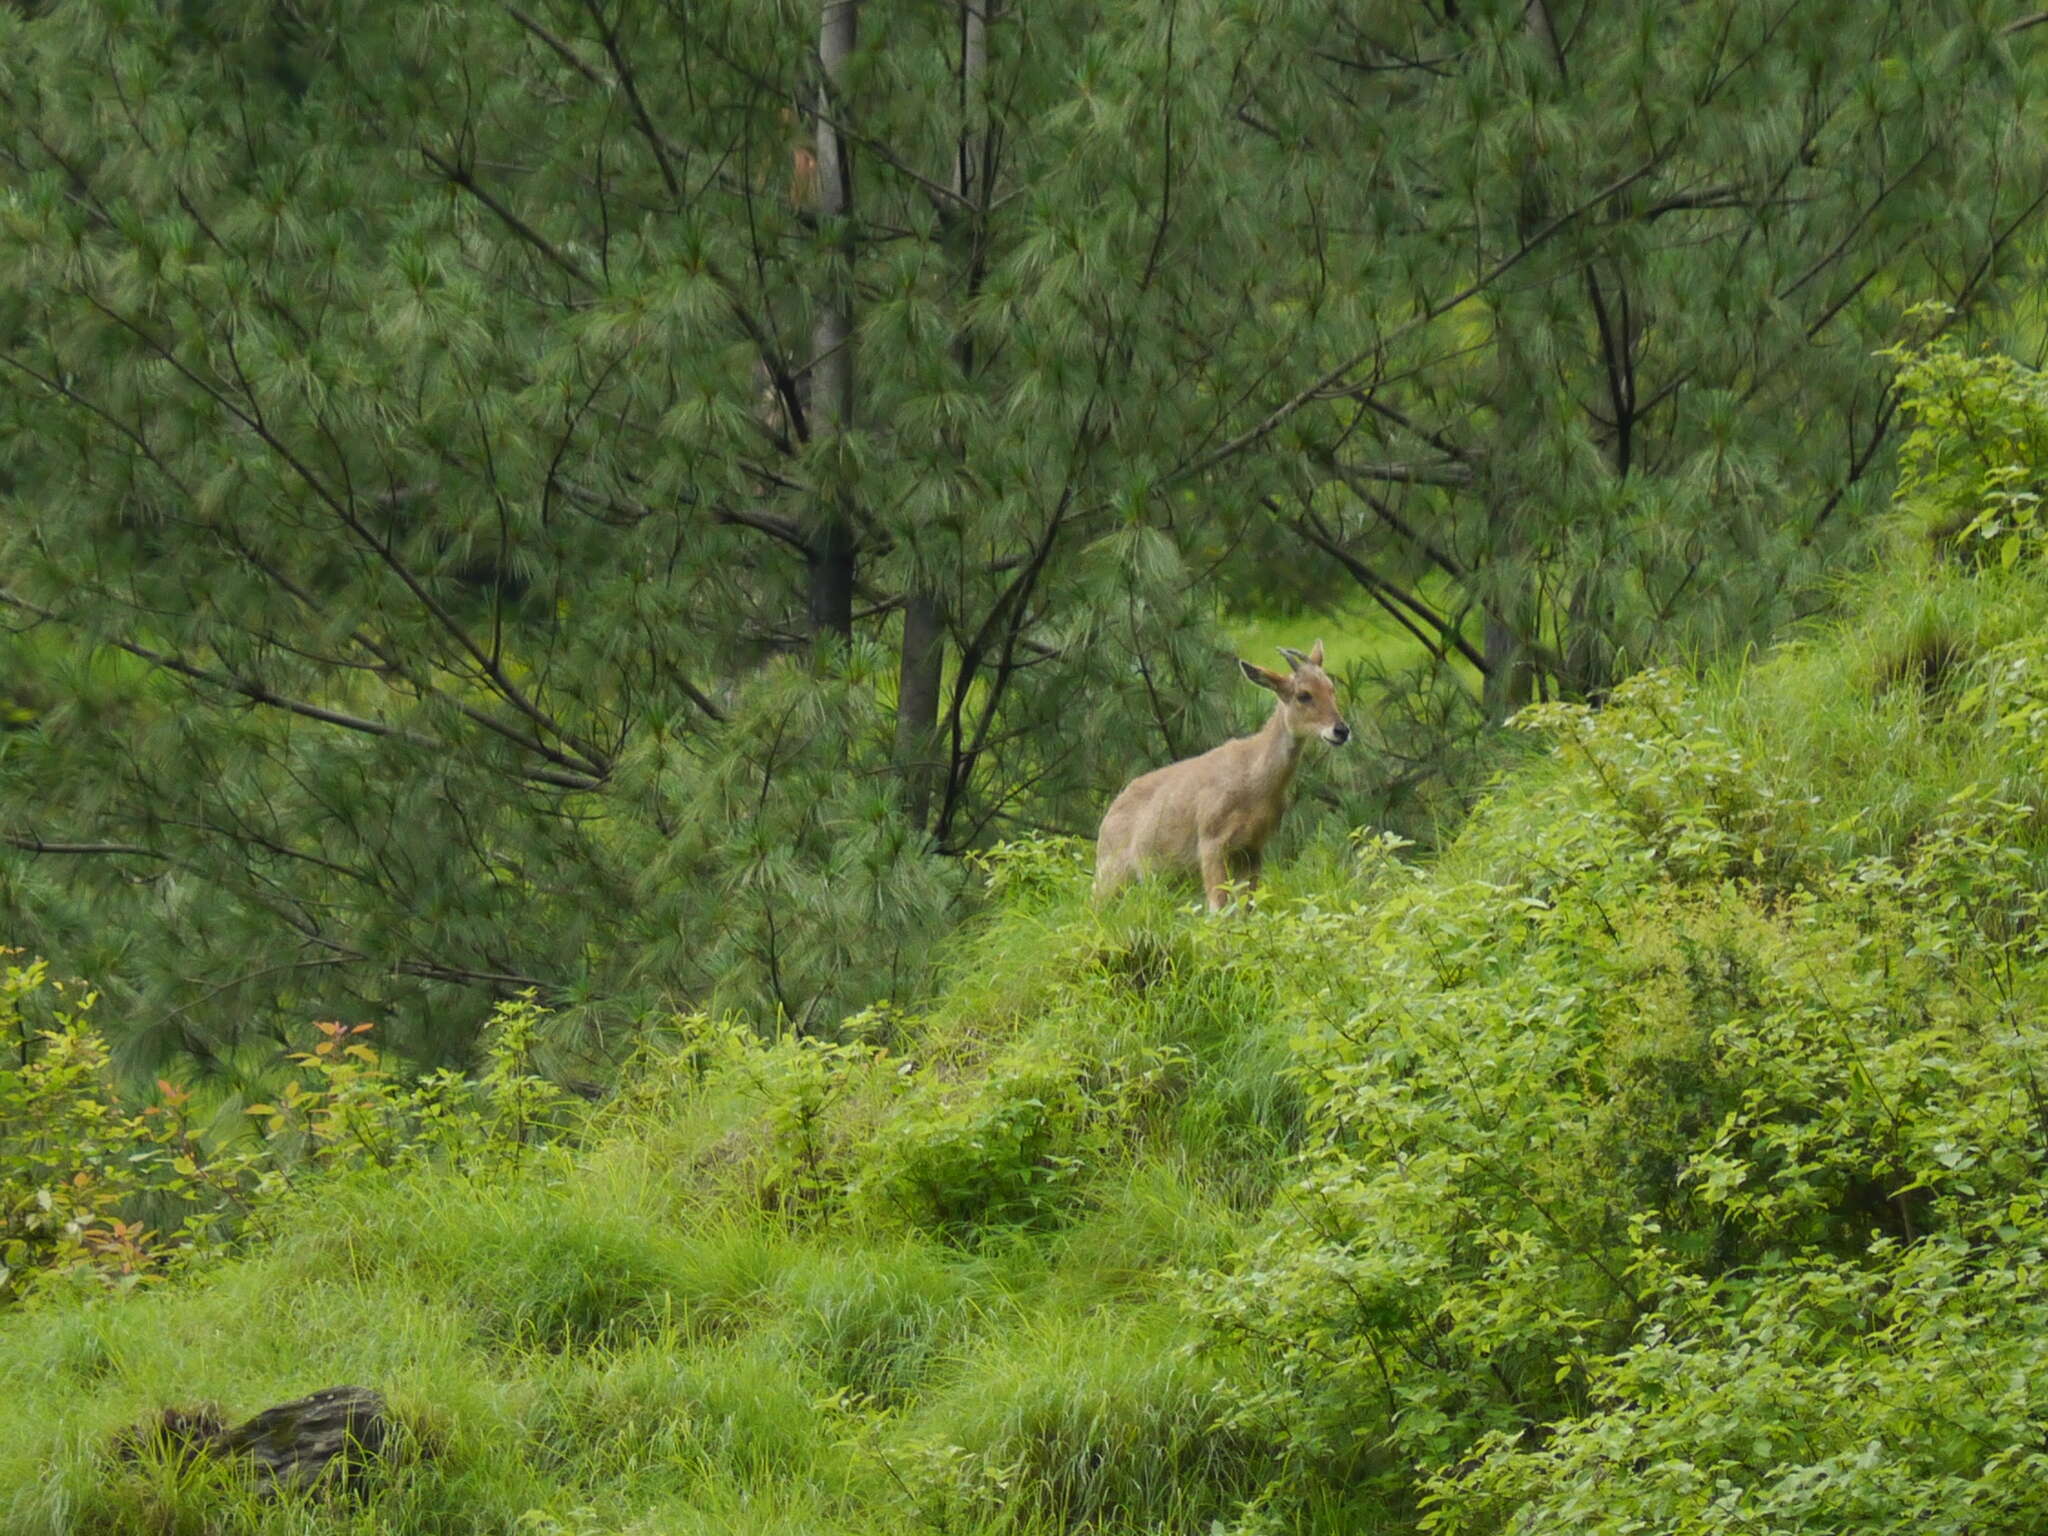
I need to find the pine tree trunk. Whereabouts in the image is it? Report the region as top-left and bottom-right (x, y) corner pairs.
(808, 0), (859, 642)
(895, 592), (945, 826)
(1483, 608), (1534, 723)
(953, 0), (987, 206)
(893, 0), (985, 827)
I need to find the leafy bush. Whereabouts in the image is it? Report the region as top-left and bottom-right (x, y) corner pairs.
(1886, 313), (2048, 558)
(244, 989), (574, 1173)
(1421, 1218), (2048, 1535)
(850, 1036), (1182, 1242)
(0, 971), (576, 1306)
(0, 954), (267, 1304)
(1188, 653), (2048, 1526)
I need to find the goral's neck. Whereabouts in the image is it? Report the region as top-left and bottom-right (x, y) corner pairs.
(1256, 704), (1305, 791)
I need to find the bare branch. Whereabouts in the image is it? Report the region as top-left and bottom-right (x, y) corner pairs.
(504, 4), (614, 85)
(2, 836), (165, 858)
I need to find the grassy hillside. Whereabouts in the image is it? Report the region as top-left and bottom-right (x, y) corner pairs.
(14, 338), (2048, 1533)
(15, 542), (2048, 1533)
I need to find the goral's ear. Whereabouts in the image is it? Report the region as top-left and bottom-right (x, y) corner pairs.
(1308, 638), (1325, 667)
(1239, 658), (1287, 692)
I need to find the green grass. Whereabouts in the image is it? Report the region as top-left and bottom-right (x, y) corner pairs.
(0, 887), (1291, 1534)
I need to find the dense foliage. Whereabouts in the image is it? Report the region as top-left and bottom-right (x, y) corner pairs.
(11, 340), (2048, 1531)
(9, 0), (2048, 1521)
(4, 0), (2046, 1062)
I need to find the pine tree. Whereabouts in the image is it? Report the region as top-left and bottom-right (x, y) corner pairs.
(0, 0), (1266, 1055)
(1187, 0), (2048, 729)
(0, 0), (2040, 1060)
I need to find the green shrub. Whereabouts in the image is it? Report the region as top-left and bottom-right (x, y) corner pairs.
(852, 1036), (1179, 1242)
(1885, 313), (2048, 558)
(1422, 1225), (2048, 1536)
(243, 990), (574, 1174)
(1190, 659), (2048, 1526)
(0, 955), (266, 1304)
(0, 972), (578, 1307)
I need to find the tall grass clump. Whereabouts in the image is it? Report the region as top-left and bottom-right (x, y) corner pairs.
(886, 1312), (1275, 1534)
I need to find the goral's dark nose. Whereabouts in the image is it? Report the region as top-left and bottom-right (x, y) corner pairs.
(1330, 722), (1352, 745)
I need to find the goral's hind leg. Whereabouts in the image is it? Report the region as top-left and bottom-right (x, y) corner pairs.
(1093, 802), (1136, 904)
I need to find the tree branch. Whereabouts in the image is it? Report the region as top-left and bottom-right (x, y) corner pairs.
(580, 0), (683, 201)
(420, 143), (598, 289)
(2, 836), (165, 858)
(1174, 157), (1668, 481)
(1319, 457), (1471, 583)
(1288, 505), (1489, 675)
(0, 590), (605, 792)
(934, 494), (1069, 847)
(504, 4), (613, 86)
(1329, 458), (1473, 488)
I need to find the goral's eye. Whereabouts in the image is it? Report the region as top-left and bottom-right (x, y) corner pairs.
(1296, 691), (1313, 704)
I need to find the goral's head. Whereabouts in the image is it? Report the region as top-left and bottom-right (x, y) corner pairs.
(1238, 638), (1350, 745)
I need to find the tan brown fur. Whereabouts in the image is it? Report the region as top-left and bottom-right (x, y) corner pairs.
(1095, 641), (1349, 911)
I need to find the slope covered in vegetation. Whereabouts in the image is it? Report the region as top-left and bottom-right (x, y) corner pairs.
(13, 339), (2048, 1531)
